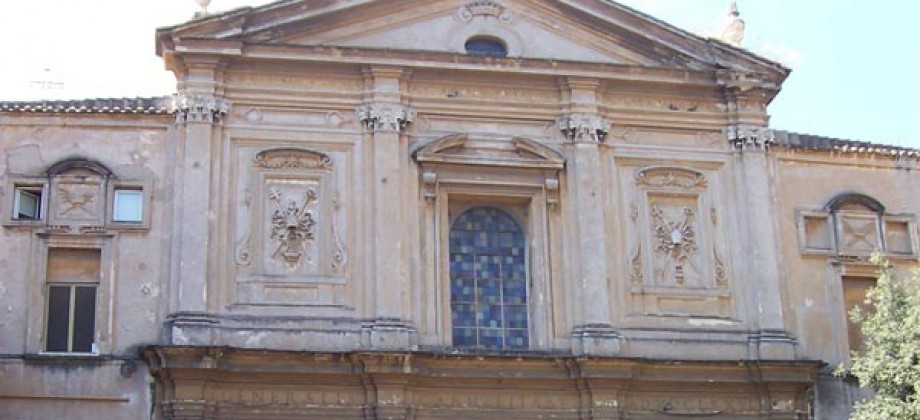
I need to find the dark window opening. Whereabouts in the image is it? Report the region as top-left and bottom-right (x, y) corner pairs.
(464, 36), (507, 57)
(46, 285), (96, 352)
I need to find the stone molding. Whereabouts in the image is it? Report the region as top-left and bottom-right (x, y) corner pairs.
(557, 113), (611, 143)
(357, 104), (416, 133)
(172, 93), (230, 124)
(726, 124), (774, 150)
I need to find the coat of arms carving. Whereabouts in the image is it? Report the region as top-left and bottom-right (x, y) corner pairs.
(268, 187), (318, 268)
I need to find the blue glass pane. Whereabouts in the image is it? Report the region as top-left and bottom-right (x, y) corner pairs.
(504, 305), (528, 329)
(452, 304), (476, 327)
(503, 279), (526, 305)
(477, 304), (503, 328)
(506, 329), (528, 350)
(453, 328), (476, 347)
(480, 329), (505, 349)
(477, 279), (501, 304)
(451, 277), (475, 303)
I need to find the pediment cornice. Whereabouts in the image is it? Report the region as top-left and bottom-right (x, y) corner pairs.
(157, 0), (789, 87)
(413, 134), (565, 169)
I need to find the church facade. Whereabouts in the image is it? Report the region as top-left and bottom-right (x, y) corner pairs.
(0, 1), (915, 418)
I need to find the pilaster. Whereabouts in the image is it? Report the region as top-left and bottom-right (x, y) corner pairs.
(558, 77), (621, 356)
(357, 66), (416, 350)
(168, 56), (229, 345)
(727, 124), (796, 359)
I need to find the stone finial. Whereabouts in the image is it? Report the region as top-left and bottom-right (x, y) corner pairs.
(557, 113), (611, 143)
(195, 0), (211, 18)
(172, 93), (230, 124)
(357, 105), (416, 133)
(719, 2), (745, 47)
(725, 124), (774, 150)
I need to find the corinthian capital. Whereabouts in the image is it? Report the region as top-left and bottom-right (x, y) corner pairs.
(725, 124), (774, 151)
(357, 104), (416, 133)
(172, 93), (230, 124)
(557, 113), (611, 143)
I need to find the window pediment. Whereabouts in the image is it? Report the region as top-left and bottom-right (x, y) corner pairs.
(413, 134), (564, 170)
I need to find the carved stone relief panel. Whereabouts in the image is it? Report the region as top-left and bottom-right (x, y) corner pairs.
(233, 147), (351, 308)
(835, 212), (880, 255)
(623, 165), (733, 319)
(48, 169), (107, 232)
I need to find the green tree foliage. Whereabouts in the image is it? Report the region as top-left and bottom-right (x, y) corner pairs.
(842, 254), (920, 419)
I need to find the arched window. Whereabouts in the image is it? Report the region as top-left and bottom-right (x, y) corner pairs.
(464, 36), (507, 57)
(449, 207), (528, 350)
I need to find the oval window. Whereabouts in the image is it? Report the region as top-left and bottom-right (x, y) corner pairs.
(464, 36), (507, 57)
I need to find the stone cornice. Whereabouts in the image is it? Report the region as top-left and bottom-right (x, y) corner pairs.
(230, 44), (779, 90)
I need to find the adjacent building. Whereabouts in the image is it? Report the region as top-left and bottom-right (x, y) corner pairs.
(1, 1), (916, 418)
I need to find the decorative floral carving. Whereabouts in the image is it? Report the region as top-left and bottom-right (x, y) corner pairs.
(725, 124), (774, 150)
(715, 254), (728, 287)
(254, 149), (332, 171)
(357, 104), (415, 133)
(330, 193), (348, 272)
(458, 0), (512, 22)
(557, 113), (611, 143)
(635, 167), (707, 189)
(651, 205), (698, 285)
(235, 234), (252, 268)
(630, 246), (644, 284)
(269, 187), (318, 268)
(171, 93), (230, 124)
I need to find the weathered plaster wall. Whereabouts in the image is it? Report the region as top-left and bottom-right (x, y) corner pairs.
(0, 114), (171, 419)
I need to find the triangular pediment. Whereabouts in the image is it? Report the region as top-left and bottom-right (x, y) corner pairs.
(158, 0), (787, 75)
(413, 134), (565, 169)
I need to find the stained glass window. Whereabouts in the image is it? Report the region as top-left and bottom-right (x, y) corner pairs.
(450, 207), (528, 350)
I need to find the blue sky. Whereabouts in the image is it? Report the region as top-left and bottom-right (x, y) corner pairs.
(620, 0), (920, 147)
(1, 0), (917, 146)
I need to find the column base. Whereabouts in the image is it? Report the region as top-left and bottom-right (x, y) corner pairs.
(749, 329), (797, 360)
(571, 324), (622, 356)
(362, 318), (417, 351)
(167, 312), (219, 346)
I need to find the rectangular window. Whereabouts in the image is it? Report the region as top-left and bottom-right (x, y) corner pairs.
(13, 186), (43, 220)
(45, 248), (100, 353)
(112, 189), (143, 222)
(46, 285), (97, 352)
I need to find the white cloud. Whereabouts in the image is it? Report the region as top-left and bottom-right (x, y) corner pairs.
(757, 42), (806, 68)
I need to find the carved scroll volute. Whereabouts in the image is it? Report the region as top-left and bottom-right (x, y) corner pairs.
(422, 171), (437, 205)
(545, 177), (560, 209)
